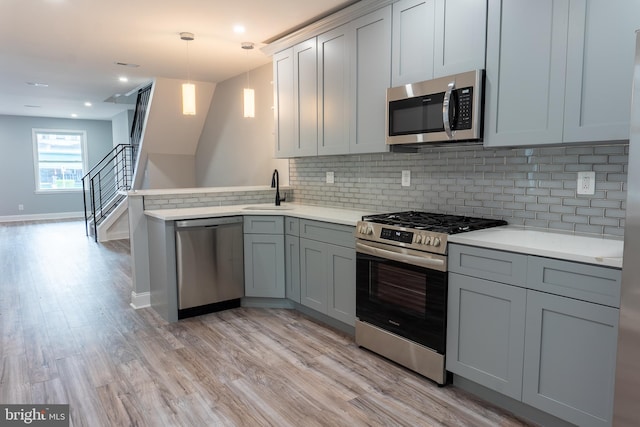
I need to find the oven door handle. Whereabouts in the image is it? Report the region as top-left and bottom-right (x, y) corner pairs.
(356, 242), (446, 271)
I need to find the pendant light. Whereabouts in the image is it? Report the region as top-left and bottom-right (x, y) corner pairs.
(242, 42), (255, 118)
(181, 32), (196, 115)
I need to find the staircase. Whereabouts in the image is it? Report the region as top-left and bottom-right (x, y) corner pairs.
(82, 83), (152, 241)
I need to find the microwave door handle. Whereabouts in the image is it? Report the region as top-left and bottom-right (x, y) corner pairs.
(443, 81), (455, 139)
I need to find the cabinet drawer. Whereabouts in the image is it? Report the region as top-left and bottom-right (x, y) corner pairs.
(243, 216), (284, 234)
(449, 244), (527, 285)
(285, 217), (300, 236)
(300, 220), (355, 248)
(527, 256), (621, 307)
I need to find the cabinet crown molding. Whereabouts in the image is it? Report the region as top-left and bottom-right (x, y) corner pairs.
(261, 0), (393, 56)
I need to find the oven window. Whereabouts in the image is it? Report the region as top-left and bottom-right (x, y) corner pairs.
(374, 263), (426, 315)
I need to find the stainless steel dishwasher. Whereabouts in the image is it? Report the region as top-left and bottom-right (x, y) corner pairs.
(175, 216), (244, 319)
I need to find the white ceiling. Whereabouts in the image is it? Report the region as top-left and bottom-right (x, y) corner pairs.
(0, 0), (357, 120)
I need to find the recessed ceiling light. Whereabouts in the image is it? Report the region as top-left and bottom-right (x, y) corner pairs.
(84, 102), (92, 107)
(26, 82), (49, 87)
(24, 105), (41, 108)
(233, 25), (246, 34)
(71, 113), (78, 118)
(119, 76), (128, 82)
(114, 62), (140, 68)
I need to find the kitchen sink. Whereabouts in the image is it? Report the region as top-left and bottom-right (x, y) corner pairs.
(243, 205), (294, 211)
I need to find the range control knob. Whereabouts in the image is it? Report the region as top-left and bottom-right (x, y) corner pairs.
(424, 236), (432, 245)
(415, 234), (422, 244)
(433, 237), (441, 247)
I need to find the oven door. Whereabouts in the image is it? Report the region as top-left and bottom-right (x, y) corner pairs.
(355, 241), (447, 354)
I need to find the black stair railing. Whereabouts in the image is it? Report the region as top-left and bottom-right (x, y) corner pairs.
(131, 83), (152, 152)
(82, 144), (134, 241)
(82, 83), (152, 241)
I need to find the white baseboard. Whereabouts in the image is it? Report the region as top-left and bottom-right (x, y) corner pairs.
(0, 211), (84, 223)
(130, 291), (150, 309)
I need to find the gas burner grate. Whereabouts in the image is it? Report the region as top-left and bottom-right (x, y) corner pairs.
(363, 211), (507, 234)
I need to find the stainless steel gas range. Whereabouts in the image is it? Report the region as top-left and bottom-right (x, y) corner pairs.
(354, 211), (507, 385)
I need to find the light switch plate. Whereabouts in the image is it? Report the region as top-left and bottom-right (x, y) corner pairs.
(402, 170), (411, 187)
(326, 171), (334, 184)
(577, 171), (596, 195)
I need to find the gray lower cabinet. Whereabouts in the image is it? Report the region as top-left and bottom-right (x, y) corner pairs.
(243, 216), (285, 298)
(447, 272), (526, 400)
(447, 243), (621, 427)
(299, 219), (356, 326)
(285, 217), (301, 303)
(523, 291), (619, 427)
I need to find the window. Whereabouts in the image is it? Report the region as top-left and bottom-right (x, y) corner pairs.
(32, 129), (88, 192)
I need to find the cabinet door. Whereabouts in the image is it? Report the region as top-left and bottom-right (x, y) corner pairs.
(433, 0), (486, 77)
(447, 273), (527, 400)
(484, 0), (569, 147)
(273, 48), (295, 158)
(563, 0), (640, 143)
(392, 0), (436, 86)
(243, 234), (285, 298)
(318, 25), (351, 156)
(285, 234), (301, 303)
(349, 6), (391, 154)
(293, 39), (319, 156)
(299, 238), (328, 312)
(326, 243), (356, 325)
(523, 291), (618, 427)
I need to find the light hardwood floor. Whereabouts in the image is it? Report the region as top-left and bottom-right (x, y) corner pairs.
(0, 220), (536, 427)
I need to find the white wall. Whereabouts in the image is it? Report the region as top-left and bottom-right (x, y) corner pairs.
(133, 77), (216, 189)
(195, 63), (289, 187)
(145, 153), (196, 188)
(111, 109), (134, 147)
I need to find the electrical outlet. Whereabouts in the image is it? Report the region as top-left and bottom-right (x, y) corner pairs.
(402, 170), (411, 187)
(577, 171), (596, 195)
(326, 171), (334, 184)
(18, 204), (24, 211)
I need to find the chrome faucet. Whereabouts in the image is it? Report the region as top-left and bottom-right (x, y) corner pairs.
(271, 169), (286, 206)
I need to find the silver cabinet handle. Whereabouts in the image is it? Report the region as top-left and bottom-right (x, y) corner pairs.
(443, 81), (455, 139)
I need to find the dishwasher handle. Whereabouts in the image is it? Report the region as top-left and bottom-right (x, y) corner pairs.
(175, 216), (243, 229)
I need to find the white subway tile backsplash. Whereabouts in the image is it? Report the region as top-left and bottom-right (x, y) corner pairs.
(289, 143), (627, 237)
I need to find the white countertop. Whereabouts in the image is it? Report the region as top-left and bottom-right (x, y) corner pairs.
(146, 205), (624, 267)
(145, 203), (374, 226)
(449, 225), (623, 269)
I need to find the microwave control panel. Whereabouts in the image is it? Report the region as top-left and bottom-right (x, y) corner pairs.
(455, 87), (473, 130)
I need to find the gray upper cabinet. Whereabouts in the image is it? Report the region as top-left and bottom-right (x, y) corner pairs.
(391, 0), (486, 87)
(293, 39), (319, 156)
(433, 0), (486, 77)
(391, 0), (435, 86)
(273, 49), (295, 157)
(274, 5), (392, 157)
(349, 6), (392, 154)
(485, 0), (640, 147)
(484, 0), (569, 147)
(563, 0), (640, 143)
(318, 25), (351, 156)
(318, 6), (392, 156)
(274, 39), (318, 158)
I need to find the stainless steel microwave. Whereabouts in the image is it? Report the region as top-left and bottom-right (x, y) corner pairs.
(386, 69), (484, 146)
